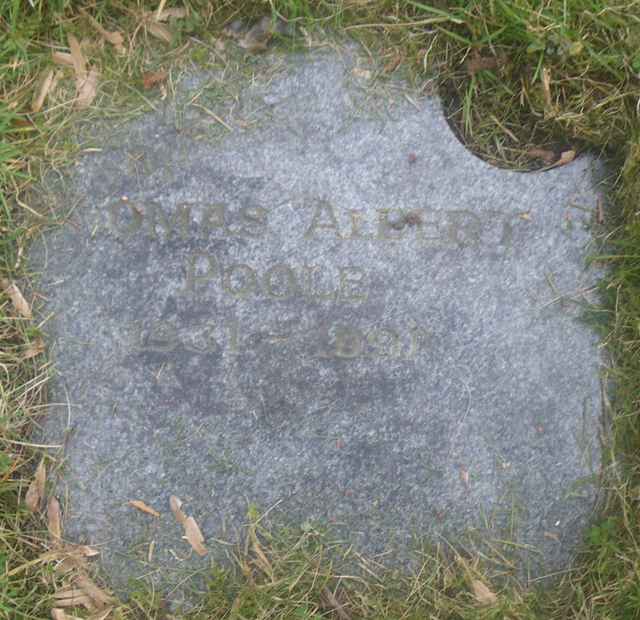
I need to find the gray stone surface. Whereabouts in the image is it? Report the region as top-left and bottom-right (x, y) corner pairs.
(33, 46), (604, 598)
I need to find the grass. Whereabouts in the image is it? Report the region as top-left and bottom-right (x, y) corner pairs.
(1, 0), (640, 617)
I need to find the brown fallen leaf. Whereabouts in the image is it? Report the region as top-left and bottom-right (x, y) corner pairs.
(54, 588), (95, 610)
(170, 496), (207, 554)
(471, 579), (497, 606)
(68, 34), (87, 81)
(459, 466), (470, 488)
(147, 21), (172, 44)
(554, 149), (576, 167)
(249, 528), (272, 579)
(527, 147), (556, 164)
(184, 516), (207, 556)
(25, 459), (46, 512)
(383, 53), (402, 74)
(157, 7), (187, 20)
(82, 9), (126, 54)
(352, 66), (372, 80)
(74, 574), (114, 609)
(320, 586), (351, 620)
(169, 495), (187, 524)
(48, 496), (62, 545)
(466, 52), (504, 75)
(128, 499), (160, 517)
(597, 197), (605, 225)
(32, 69), (55, 113)
(23, 336), (45, 360)
(542, 66), (553, 112)
(142, 70), (168, 90)
(75, 66), (99, 109)
(52, 51), (74, 67)
(223, 19), (248, 40)
(89, 608), (114, 620)
(11, 118), (34, 129)
(1, 278), (32, 318)
(73, 545), (100, 560)
(238, 16), (273, 53)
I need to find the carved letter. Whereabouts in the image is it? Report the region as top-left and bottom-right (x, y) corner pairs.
(447, 210), (482, 248)
(201, 204), (227, 235)
(109, 201), (143, 237)
(239, 206), (268, 237)
(339, 267), (367, 302)
(143, 321), (178, 353)
(184, 252), (218, 293)
(147, 202), (191, 240)
(223, 264), (258, 298)
(348, 210), (372, 239)
(263, 264), (298, 299)
(367, 328), (401, 358)
(333, 327), (364, 359)
(304, 201), (342, 239)
(377, 209), (406, 240)
(303, 265), (337, 301)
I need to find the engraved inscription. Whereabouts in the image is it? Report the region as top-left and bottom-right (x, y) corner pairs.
(105, 199), (522, 249)
(133, 319), (429, 360)
(183, 254), (368, 302)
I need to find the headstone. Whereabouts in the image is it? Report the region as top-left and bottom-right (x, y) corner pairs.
(33, 46), (603, 599)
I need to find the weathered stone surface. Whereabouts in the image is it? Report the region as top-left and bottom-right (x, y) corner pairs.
(33, 46), (604, 598)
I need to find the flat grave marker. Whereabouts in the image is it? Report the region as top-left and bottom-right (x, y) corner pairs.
(33, 45), (604, 599)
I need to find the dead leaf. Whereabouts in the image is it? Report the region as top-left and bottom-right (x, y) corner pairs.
(23, 337), (45, 360)
(47, 496), (62, 545)
(52, 52), (74, 67)
(157, 7), (187, 21)
(459, 466), (469, 488)
(51, 610), (70, 620)
(76, 545), (100, 557)
(1, 278), (32, 318)
(54, 588), (95, 610)
(25, 459), (46, 512)
(184, 516), (207, 556)
(89, 608), (114, 620)
(75, 66), (99, 109)
(597, 197), (605, 225)
(542, 66), (553, 112)
(147, 21), (172, 44)
(383, 54), (402, 74)
(238, 16), (273, 53)
(249, 528), (272, 578)
(527, 147), (556, 164)
(32, 69), (55, 113)
(74, 574), (114, 609)
(352, 67), (372, 80)
(142, 70), (168, 90)
(320, 587), (351, 620)
(555, 149), (576, 167)
(466, 52), (503, 75)
(11, 118), (34, 129)
(471, 580), (497, 606)
(128, 499), (160, 517)
(169, 495), (187, 524)
(82, 10), (126, 54)
(68, 34), (87, 81)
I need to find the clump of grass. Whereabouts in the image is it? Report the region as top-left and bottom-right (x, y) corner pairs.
(2, 1), (640, 618)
